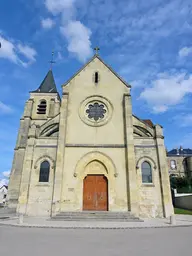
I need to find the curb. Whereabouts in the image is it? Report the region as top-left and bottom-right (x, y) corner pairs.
(0, 222), (192, 230)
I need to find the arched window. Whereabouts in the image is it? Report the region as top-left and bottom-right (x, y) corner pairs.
(141, 161), (152, 183)
(94, 72), (99, 83)
(37, 100), (47, 114)
(39, 161), (50, 182)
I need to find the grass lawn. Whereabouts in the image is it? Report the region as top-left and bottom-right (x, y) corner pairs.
(174, 208), (192, 215)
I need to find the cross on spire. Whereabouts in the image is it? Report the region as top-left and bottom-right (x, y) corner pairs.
(94, 47), (100, 55)
(49, 51), (56, 70)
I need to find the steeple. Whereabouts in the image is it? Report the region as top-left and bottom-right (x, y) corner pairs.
(31, 70), (58, 93)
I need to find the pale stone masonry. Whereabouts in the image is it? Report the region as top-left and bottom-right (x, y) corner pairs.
(7, 54), (173, 218)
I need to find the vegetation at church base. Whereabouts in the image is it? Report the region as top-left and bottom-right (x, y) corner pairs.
(174, 208), (192, 215)
(170, 176), (192, 193)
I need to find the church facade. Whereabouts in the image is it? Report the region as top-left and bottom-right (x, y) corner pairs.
(7, 54), (173, 218)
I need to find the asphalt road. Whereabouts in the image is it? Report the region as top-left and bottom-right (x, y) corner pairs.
(0, 226), (191, 256)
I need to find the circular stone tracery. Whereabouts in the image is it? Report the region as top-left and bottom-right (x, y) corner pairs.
(79, 96), (113, 127)
(86, 102), (107, 121)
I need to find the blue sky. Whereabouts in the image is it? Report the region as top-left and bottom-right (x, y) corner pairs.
(0, 0), (192, 185)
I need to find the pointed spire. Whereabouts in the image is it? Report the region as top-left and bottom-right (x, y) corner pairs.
(31, 70), (58, 93)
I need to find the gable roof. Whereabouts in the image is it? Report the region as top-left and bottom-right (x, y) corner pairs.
(62, 54), (131, 88)
(0, 185), (8, 190)
(31, 70), (58, 93)
(167, 148), (192, 156)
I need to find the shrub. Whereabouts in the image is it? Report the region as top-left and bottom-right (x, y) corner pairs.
(170, 176), (191, 189)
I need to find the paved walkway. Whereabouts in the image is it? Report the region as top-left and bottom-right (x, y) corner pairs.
(1, 214), (192, 229)
(1, 225), (192, 256)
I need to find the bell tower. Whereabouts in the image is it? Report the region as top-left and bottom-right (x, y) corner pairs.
(7, 69), (60, 210)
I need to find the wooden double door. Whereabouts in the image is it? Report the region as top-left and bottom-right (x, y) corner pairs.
(83, 175), (108, 211)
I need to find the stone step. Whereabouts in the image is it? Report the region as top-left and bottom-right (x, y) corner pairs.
(54, 215), (139, 219)
(52, 211), (143, 222)
(57, 211), (133, 216)
(51, 217), (142, 222)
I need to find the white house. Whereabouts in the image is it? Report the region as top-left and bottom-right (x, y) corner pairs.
(0, 185), (8, 205)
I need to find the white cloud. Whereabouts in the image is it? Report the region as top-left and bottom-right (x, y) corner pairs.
(2, 171), (10, 178)
(0, 34), (37, 67)
(0, 170), (10, 187)
(0, 35), (18, 63)
(45, 0), (75, 14)
(0, 101), (13, 114)
(179, 47), (192, 58)
(129, 80), (149, 88)
(44, 0), (92, 62)
(139, 72), (192, 113)
(41, 18), (55, 29)
(60, 21), (92, 62)
(17, 43), (37, 62)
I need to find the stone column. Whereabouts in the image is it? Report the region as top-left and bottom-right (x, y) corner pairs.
(51, 93), (69, 216)
(123, 94), (139, 216)
(49, 99), (55, 118)
(155, 125), (174, 217)
(16, 125), (36, 215)
(7, 148), (25, 209)
(7, 100), (33, 210)
(23, 99), (33, 118)
(54, 100), (61, 116)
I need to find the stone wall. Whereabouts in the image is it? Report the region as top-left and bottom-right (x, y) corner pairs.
(175, 194), (192, 210)
(25, 139), (57, 216)
(135, 140), (163, 218)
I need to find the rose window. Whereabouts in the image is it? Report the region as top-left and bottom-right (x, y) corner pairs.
(86, 102), (107, 121)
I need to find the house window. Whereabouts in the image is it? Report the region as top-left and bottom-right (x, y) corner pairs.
(39, 161), (50, 182)
(170, 160), (176, 169)
(95, 72), (99, 83)
(141, 161), (152, 183)
(37, 100), (47, 114)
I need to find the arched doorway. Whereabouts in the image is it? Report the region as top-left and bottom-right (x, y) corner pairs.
(83, 175), (108, 211)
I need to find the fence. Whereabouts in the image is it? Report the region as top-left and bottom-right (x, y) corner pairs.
(174, 192), (192, 211)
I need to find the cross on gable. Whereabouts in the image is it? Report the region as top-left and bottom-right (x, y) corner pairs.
(94, 47), (100, 55)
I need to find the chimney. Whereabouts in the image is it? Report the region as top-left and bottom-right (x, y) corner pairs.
(176, 148), (179, 155)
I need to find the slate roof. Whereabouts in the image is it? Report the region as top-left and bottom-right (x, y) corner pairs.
(0, 185), (8, 190)
(167, 148), (192, 156)
(31, 70), (58, 93)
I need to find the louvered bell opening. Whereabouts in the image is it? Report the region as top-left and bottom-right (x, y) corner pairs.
(37, 101), (47, 114)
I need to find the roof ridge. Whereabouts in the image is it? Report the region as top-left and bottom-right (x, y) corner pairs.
(62, 54), (131, 88)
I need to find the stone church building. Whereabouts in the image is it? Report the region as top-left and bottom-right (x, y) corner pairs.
(7, 54), (173, 218)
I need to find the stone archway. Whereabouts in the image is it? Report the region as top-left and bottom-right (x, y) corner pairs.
(74, 151), (117, 212)
(74, 151), (118, 178)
